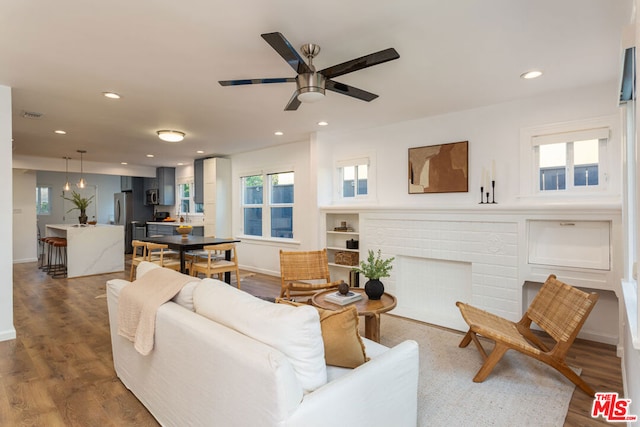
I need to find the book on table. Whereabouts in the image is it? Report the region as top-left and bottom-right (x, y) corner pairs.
(325, 291), (362, 305)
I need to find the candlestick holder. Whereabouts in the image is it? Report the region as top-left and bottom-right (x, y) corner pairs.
(486, 191), (490, 204)
(491, 180), (497, 204)
(479, 186), (484, 204)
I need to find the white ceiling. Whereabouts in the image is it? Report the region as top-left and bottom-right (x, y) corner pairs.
(1, 0), (633, 168)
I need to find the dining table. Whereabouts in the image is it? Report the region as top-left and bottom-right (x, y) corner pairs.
(140, 235), (240, 283)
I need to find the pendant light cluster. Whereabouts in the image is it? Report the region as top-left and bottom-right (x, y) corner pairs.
(62, 150), (88, 190)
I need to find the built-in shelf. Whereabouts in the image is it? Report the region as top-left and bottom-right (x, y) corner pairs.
(324, 212), (360, 286)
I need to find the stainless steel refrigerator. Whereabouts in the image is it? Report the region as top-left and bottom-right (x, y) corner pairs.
(115, 192), (152, 253)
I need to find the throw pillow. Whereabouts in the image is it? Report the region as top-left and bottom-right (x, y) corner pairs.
(277, 299), (369, 368)
(193, 279), (327, 393)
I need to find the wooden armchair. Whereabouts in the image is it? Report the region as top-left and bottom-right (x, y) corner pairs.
(190, 243), (241, 288)
(129, 240), (148, 281)
(145, 243), (181, 273)
(279, 249), (342, 300)
(456, 274), (599, 396)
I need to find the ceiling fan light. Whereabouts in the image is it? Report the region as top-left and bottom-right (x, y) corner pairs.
(297, 90), (325, 103)
(296, 73), (325, 103)
(157, 130), (186, 142)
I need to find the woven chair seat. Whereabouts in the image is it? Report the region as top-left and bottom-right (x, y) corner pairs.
(456, 303), (541, 356)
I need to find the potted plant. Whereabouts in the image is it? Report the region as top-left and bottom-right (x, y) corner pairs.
(62, 191), (94, 224)
(352, 249), (395, 300)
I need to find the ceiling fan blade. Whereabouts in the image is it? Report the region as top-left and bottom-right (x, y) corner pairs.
(261, 32), (312, 74)
(320, 48), (399, 79)
(284, 91), (301, 111)
(326, 80), (378, 102)
(218, 77), (295, 86)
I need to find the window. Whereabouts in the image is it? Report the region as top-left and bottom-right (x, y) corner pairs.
(241, 171), (294, 239)
(337, 158), (369, 199)
(36, 186), (51, 215)
(177, 181), (203, 216)
(533, 128), (609, 192)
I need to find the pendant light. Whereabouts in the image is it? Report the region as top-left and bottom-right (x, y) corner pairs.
(77, 150), (87, 189)
(63, 156), (71, 191)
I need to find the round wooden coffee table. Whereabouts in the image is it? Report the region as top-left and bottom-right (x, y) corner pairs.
(311, 288), (397, 343)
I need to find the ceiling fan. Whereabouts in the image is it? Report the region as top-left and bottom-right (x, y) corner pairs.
(218, 32), (400, 111)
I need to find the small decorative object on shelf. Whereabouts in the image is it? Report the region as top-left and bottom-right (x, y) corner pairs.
(346, 239), (359, 249)
(479, 162), (497, 204)
(351, 249), (394, 300)
(335, 251), (359, 266)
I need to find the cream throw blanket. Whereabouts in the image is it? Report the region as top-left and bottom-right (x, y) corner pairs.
(118, 268), (197, 355)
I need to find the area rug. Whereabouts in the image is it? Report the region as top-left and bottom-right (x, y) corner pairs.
(376, 314), (577, 427)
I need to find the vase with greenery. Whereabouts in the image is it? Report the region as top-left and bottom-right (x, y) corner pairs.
(62, 191), (94, 224)
(352, 249), (395, 300)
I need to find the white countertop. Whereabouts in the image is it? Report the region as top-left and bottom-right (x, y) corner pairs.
(146, 222), (204, 227)
(46, 223), (122, 230)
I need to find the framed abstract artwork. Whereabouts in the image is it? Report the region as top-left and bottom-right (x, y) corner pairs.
(408, 141), (468, 194)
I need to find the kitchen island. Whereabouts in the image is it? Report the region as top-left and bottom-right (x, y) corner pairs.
(46, 224), (124, 278)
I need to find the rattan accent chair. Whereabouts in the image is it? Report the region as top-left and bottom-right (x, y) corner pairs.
(279, 249), (342, 300)
(456, 274), (599, 396)
(190, 243), (241, 288)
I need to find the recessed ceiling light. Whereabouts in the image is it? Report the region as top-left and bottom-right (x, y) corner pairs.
(157, 130), (185, 142)
(177, 162), (184, 166)
(196, 150), (205, 154)
(520, 70), (543, 80)
(120, 162), (128, 165)
(146, 154), (154, 158)
(54, 130), (66, 135)
(103, 92), (121, 99)
(317, 121), (329, 126)
(274, 131), (284, 136)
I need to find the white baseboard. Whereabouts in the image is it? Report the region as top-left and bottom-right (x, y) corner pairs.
(13, 257), (38, 264)
(0, 328), (16, 342)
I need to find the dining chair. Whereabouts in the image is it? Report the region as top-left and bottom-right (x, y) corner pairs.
(145, 242), (181, 273)
(129, 240), (148, 281)
(456, 274), (599, 396)
(190, 243), (241, 288)
(279, 249), (342, 300)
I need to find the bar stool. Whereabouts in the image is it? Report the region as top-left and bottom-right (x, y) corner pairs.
(49, 237), (68, 278)
(40, 237), (56, 273)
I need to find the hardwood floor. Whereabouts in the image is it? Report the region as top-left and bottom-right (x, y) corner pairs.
(1, 261), (624, 426)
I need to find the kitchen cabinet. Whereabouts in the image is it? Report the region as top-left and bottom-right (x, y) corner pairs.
(121, 176), (133, 192)
(147, 223), (204, 237)
(157, 167), (175, 206)
(203, 158), (231, 237)
(194, 158), (204, 204)
(143, 177), (158, 192)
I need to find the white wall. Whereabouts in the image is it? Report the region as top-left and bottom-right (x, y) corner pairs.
(36, 171), (121, 227)
(231, 140), (317, 276)
(13, 170), (37, 263)
(1, 85), (15, 341)
(315, 82), (620, 207)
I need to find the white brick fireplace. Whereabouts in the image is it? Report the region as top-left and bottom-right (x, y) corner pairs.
(323, 205), (622, 347)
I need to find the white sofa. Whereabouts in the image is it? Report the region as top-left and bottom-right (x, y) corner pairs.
(106, 262), (419, 427)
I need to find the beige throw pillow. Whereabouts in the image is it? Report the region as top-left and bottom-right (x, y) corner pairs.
(277, 299), (368, 368)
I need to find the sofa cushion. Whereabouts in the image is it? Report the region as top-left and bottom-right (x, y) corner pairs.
(277, 299), (368, 368)
(193, 279), (326, 393)
(136, 261), (200, 311)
